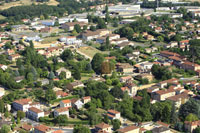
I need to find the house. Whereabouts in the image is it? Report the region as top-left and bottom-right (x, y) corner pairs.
(82, 29), (110, 41)
(145, 35), (155, 41)
(27, 107), (44, 121)
(96, 34), (120, 44)
(151, 126), (171, 133)
(120, 76), (133, 83)
(184, 120), (200, 133)
(40, 27), (52, 33)
(60, 99), (71, 108)
(0, 64), (8, 71)
(34, 124), (53, 133)
(117, 125), (140, 133)
(132, 50), (140, 56)
(66, 81), (84, 91)
(82, 96), (91, 104)
(5, 49), (15, 55)
(41, 20), (55, 26)
(153, 89), (176, 101)
(166, 92), (189, 108)
(54, 107), (69, 117)
(125, 82), (138, 96)
(71, 98), (84, 109)
(136, 73), (154, 82)
(107, 109), (121, 120)
(62, 22), (87, 31)
(12, 98), (32, 112)
(179, 40), (189, 46)
(53, 130), (63, 133)
(21, 124), (33, 132)
(180, 61), (200, 71)
(157, 78), (178, 88)
(160, 51), (180, 58)
(111, 38), (129, 45)
(139, 62), (154, 73)
(95, 122), (112, 133)
(116, 41), (134, 50)
(8, 54), (21, 61)
(155, 27), (163, 33)
(56, 90), (68, 98)
(116, 63), (134, 74)
(56, 67), (71, 79)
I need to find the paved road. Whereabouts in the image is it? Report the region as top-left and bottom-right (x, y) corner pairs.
(53, 128), (73, 133)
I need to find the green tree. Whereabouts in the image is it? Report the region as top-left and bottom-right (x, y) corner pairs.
(59, 71), (66, 80)
(54, 115), (68, 125)
(0, 99), (5, 113)
(185, 113), (198, 122)
(194, 127), (200, 133)
(91, 53), (104, 74)
(0, 125), (10, 133)
(90, 26), (96, 31)
(157, 36), (164, 42)
(73, 125), (91, 133)
(60, 49), (74, 62)
(17, 111), (25, 120)
(74, 24), (81, 33)
(48, 71), (55, 79)
(45, 89), (56, 103)
(112, 119), (121, 131)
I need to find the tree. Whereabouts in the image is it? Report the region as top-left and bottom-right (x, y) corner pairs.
(105, 36), (110, 50)
(59, 71), (66, 80)
(54, 115), (68, 125)
(0, 125), (10, 133)
(45, 89), (56, 103)
(194, 127), (200, 133)
(185, 113), (198, 122)
(110, 86), (123, 98)
(96, 18), (106, 29)
(73, 67), (81, 80)
(0, 99), (5, 113)
(162, 105), (171, 123)
(91, 53), (104, 74)
(151, 64), (172, 80)
(48, 71), (55, 79)
(112, 119), (121, 131)
(90, 26), (96, 31)
(60, 49), (73, 62)
(73, 125), (91, 133)
(101, 61), (111, 74)
(17, 111), (25, 120)
(157, 36), (164, 42)
(74, 24), (81, 33)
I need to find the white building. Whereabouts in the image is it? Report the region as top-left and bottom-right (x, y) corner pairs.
(12, 98), (32, 112)
(60, 99), (71, 108)
(107, 110), (121, 120)
(54, 107), (69, 117)
(27, 107), (44, 121)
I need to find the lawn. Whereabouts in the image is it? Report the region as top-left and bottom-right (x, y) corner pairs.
(0, 15), (6, 20)
(41, 36), (60, 44)
(78, 46), (109, 58)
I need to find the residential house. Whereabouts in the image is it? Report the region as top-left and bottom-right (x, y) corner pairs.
(82, 96), (91, 104)
(66, 81), (84, 91)
(145, 35), (155, 41)
(54, 107), (69, 117)
(155, 27), (163, 33)
(120, 76), (133, 83)
(95, 122), (112, 133)
(125, 82), (138, 96)
(8, 54), (21, 61)
(166, 92), (189, 108)
(27, 107), (44, 121)
(116, 63), (134, 74)
(180, 61), (200, 71)
(157, 78), (178, 88)
(34, 124), (53, 133)
(82, 29), (110, 41)
(107, 110), (121, 120)
(153, 89), (176, 101)
(160, 51), (180, 58)
(56, 67), (71, 79)
(111, 38), (129, 45)
(60, 99), (71, 108)
(184, 120), (200, 133)
(96, 34), (120, 44)
(0, 64), (8, 71)
(21, 124), (33, 132)
(62, 22), (87, 31)
(71, 98), (84, 109)
(5, 49), (15, 55)
(132, 50), (140, 56)
(135, 73), (154, 82)
(12, 98), (32, 112)
(116, 41), (134, 50)
(139, 62), (154, 73)
(117, 125), (140, 133)
(55, 90), (68, 98)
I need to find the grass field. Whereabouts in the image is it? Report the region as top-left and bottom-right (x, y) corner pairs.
(0, 0), (59, 10)
(0, 15), (6, 20)
(41, 36), (60, 44)
(78, 46), (109, 58)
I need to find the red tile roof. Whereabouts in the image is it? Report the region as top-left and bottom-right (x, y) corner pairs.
(95, 123), (110, 129)
(29, 107), (43, 114)
(21, 124), (33, 131)
(117, 125), (139, 132)
(108, 109), (120, 114)
(55, 107), (69, 113)
(61, 99), (71, 104)
(34, 125), (52, 132)
(14, 98), (31, 105)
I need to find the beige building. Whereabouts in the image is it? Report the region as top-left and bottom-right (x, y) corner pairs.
(184, 120), (200, 133)
(95, 122), (112, 133)
(117, 125), (140, 133)
(153, 89), (176, 101)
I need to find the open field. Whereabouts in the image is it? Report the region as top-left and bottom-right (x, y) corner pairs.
(0, 0), (59, 10)
(0, 15), (6, 20)
(41, 36), (60, 44)
(78, 46), (109, 58)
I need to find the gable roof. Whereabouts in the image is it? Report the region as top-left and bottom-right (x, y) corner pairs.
(14, 98), (31, 105)
(29, 107), (43, 114)
(34, 125), (52, 132)
(61, 99), (71, 104)
(117, 125), (139, 132)
(95, 122), (110, 129)
(55, 107), (69, 113)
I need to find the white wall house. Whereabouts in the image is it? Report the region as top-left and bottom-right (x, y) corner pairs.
(12, 99), (32, 112)
(60, 99), (71, 108)
(27, 107), (44, 121)
(54, 107), (69, 117)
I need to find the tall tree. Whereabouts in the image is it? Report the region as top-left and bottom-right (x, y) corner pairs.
(91, 53), (104, 74)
